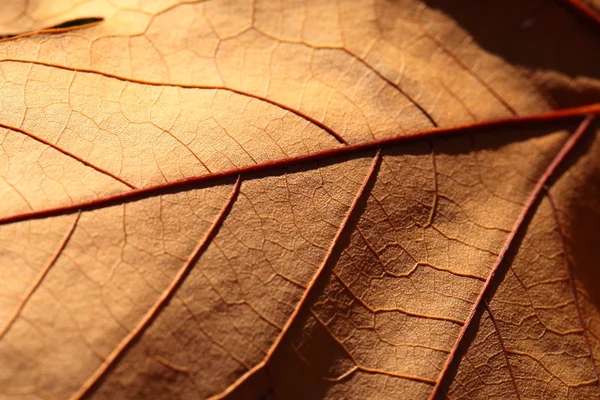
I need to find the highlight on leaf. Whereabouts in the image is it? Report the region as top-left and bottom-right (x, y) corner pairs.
(0, 0), (599, 399)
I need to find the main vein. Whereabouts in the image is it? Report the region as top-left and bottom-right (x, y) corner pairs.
(0, 104), (598, 227)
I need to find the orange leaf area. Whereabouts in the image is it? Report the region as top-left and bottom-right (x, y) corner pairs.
(0, 0), (599, 399)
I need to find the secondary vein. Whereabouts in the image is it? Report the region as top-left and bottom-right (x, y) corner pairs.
(69, 177), (241, 400)
(211, 151), (382, 400)
(428, 114), (596, 399)
(0, 122), (136, 189)
(0, 211), (81, 340)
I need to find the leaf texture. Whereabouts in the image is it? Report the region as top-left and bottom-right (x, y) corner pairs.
(0, 1), (599, 399)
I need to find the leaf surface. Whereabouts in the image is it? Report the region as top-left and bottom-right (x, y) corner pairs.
(0, 1), (599, 399)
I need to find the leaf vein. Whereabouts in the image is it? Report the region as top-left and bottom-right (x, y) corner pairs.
(0, 211), (81, 341)
(69, 176), (242, 400)
(429, 115), (596, 399)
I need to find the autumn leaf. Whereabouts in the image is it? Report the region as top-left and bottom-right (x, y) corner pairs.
(0, 0), (599, 399)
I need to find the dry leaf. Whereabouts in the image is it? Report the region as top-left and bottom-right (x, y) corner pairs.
(0, 0), (599, 399)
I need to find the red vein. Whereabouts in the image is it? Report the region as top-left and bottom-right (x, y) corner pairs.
(422, 30), (518, 116)
(428, 114), (596, 399)
(0, 211), (80, 340)
(1, 104), (598, 227)
(505, 349), (597, 387)
(332, 269), (465, 325)
(309, 309), (437, 385)
(343, 45), (438, 127)
(0, 122), (136, 189)
(484, 301), (521, 399)
(546, 193), (600, 388)
(254, 28), (438, 128)
(210, 151), (382, 400)
(0, 59), (348, 145)
(69, 177), (241, 400)
(557, 0), (600, 26)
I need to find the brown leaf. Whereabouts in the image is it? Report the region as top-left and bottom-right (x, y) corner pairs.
(0, 1), (599, 399)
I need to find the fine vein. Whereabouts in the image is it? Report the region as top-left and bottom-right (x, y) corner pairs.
(0, 122), (136, 189)
(252, 27), (438, 128)
(69, 177), (242, 400)
(211, 151), (382, 400)
(0, 59), (348, 145)
(429, 114), (596, 399)
(0, 211), (81, 340)
(0, 104), (597, 227)
(547, 193), (600, 389)
(484, 301), (521, 399)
